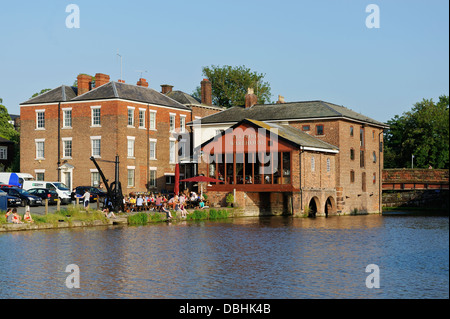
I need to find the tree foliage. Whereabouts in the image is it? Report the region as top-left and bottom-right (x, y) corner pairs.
(0, 99), (20, 171)
(192, 65), (272, 108)
(30, 88), (51, 99)
(384, 95), (449, 169)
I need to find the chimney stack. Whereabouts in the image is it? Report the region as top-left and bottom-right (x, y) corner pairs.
(245, 88), (258, 108)
(137, 78), (149, 87)
(118, 79), (125, 83)
(201, 78), (212, 106)
(276, 95), (285, 104)
(77, 74), (91, 96)
(95, 73), (110, 88)
(161, 84), (173, 94)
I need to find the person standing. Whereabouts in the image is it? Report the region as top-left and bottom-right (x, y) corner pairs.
(82, 190), (90, 211)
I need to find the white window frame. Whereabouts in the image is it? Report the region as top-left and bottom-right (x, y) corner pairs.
(90, 136), (101, 158)
(35, 109), (45, 130)
(62, 137), (73, 159)
(62, 107), (72, 129)
(0, 146), (7, 160)
(149, 138), (157, 160)
(91, 106), (101, 127)
(180, 115), (186, 133)
(127, 166), (135, 187)
(149, 167), (157, 188)
(90, 169), (100, 187)
(35, 138), (45, 160)
(127, 136), (135, 158)
(169, 138), (176, 164)
(139, 108), (146, 129)
(169, 113), (176, 132)
(35, 169), (45, 181)
(149, 110), (157, 130)
(127, 106), (135, 127)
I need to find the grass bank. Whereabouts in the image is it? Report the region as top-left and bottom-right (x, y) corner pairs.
(127, 208), (230, 225)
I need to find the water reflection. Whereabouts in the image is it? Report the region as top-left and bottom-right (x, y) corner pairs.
(0, 214), (448, 299)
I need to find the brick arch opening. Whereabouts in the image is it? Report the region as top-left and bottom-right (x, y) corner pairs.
(325, 196), (336, 217)
(308, 196), (320, 217)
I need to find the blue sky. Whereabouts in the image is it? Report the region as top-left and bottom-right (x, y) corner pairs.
(0, 0), (448, 123)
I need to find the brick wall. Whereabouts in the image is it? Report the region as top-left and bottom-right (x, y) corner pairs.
(20, 99), (191, 194)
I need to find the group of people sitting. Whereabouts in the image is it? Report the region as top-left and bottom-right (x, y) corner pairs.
(4, 207), (34, 224)
(124, 191), (208, 213)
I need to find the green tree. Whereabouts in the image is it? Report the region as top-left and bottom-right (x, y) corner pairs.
(192, 65), (272, 108)
(0, 98), (20, 171)
(384, 95), (449, 169)
(30, 88), (51, 99)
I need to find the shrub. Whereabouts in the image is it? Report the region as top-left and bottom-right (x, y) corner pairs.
(128, 212), (148, 225)
(187, 209), (208, 220)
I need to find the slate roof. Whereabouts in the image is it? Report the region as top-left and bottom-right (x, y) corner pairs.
(72, 82), (190, 110)
(195, 100), (388, 127)
(20, 85), (78, 105)
(202, 118), (339, 152)
(20, 82), (190, 111)
(166, 90), (202, 106)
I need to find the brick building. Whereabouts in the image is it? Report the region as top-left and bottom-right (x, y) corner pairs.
(19, 73), (221, 195)
(191, 92), (389, 215)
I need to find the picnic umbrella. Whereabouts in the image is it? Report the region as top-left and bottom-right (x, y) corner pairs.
(174, 163), (180, 195)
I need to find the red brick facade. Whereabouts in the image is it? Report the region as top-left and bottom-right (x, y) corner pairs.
(20, 81), (213, 195)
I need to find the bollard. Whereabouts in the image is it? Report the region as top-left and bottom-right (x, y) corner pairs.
(57, 198), (60, 211)
(45, 199), (48, 215)
(76, 197), (79, 207)
(96, 197), (99, 210)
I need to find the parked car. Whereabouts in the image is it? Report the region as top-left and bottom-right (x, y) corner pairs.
(0, 186), (43, 207)
(0, 189), (22, 207)
(75, 186), (106, 202)
(22, 181), (71, 204)
(26, 188), (59, 205)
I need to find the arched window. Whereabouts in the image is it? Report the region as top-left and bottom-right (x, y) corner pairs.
(373, 151), (377, 163)
(326, 158), (331, 172)
(350, 148), (355, 160)
(311, 156), (315, 172)
(350, 170), (355, 183)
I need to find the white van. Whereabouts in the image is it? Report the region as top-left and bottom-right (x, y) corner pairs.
(22, 181), (71, 204)
(0, 172), (34, 187)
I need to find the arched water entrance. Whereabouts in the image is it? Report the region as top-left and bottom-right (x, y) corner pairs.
(308, 197), (320, 217)
(324, 196), (336, 217)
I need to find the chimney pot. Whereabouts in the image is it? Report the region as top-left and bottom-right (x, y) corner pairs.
(137, 78), (149, 87)
(276, 95), (285, 104)
(161, 84), (174, 94)
(95, 73), (110, 88)
(245, 87), (257, 108)
(201, 79), (212, 106)
(77, 74), (92, 96)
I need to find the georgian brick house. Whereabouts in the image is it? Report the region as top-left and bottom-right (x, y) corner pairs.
(19, 73), (220, 194)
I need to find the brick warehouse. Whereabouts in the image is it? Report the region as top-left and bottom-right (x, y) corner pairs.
(191, 92), (389, 215)
(19, 73), (222, 195)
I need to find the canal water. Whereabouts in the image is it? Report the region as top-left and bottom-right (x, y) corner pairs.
(0, 212), (448, 299)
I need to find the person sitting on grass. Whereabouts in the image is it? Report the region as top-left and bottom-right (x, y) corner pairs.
(12, 208), (23, 224)
(162, 203), (172, 221)
(102, 208), (116, 219)
(24, 208), (34, 223)
(198, 200), (209, 210)
(5, 208), (13, 223)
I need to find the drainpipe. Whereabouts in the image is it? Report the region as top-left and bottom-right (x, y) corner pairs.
(147, 104), (150, 191)
(378, 130), (383, 213)
(57, 102), (61, 181)
(299, 146), (304, 213)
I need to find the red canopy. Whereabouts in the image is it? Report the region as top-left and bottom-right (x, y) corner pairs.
(179, 175), (224, 183)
